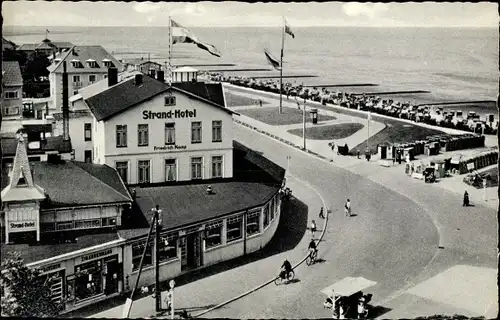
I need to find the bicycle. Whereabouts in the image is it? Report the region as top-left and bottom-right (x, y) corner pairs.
(306, 249), (318, 266)
(274, 270), (295, 285)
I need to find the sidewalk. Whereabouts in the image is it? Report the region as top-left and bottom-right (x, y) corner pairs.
(87, 175), (327, 319)
(226, 85), (499, 210)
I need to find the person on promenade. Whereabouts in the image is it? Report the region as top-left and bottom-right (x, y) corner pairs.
(463, 190), (470, 206)
(345, 199), (352, 217)
(310, 220), (317, 238)
(259, 99), (263, 107)
(331, 141), (335, 152)
(319, 207), (325, 219)
(357, 150), (360, 159)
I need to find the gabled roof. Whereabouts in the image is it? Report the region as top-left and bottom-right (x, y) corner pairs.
(2, 61), (23, 86)
(47, 45), (123, 73)
(85, 75), (235, 122)
(2, 37), (16, 50)
(172, 82), (226, 109)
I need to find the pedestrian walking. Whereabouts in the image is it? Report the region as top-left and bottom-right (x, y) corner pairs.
(310, 220), (317, 238)
(319, 207), (325, 219)
(331, 141), (335, 152)
(297, 101), (300, 110)
(259, 99), (263, 107)
(357, 150), (360, 159)
(463, 190), (470, 206)
(345, 199), (351, 217)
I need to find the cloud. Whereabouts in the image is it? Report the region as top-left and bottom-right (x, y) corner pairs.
(342, 3), (389, 20)
(133, 3), (161, 14)
(183, 3), (205, 16)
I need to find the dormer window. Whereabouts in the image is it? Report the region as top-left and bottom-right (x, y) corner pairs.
(102, 59), (112, 68)
(17, 168), (27, 186)
(54, 58), (61, 63)
(86, 59), (98, 68)
(164, 96), (176, 106)
(71, 59), (80, 68)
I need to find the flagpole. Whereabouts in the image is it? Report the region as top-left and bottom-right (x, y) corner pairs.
(303, 98), (306, 150)
(279, 17), (285, 114)
(168, 16), (172, 88)
(367, 112), (370, 155)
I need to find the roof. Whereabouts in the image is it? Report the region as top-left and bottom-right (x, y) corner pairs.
(1, 136), (72, 158)
(173, 66), (199, 73)
(31, 161), (131, 208)
(2, 37), (16, 49)
(127, 141), (285, 237)
(2, 61), (23, 86)
(126, 59), (163, 67)
(172, 82), (226, 109)
(1, 232), (120, 264)
(47, 45), (123, 73)
(85, 75), (235, 121)
(75, 70), (141, 101)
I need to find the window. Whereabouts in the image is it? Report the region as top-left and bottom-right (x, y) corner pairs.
(84, 123), (92, 141)
(263, 205), (270, 229)
(164, 123), (175, 145)
(103, 61), (112, 68)
(226, 215), (243, 242)
(116, 125), (127, 148)
(138, 160), (150, 184)
(41, 222), (55, 232)
(191, 157), (202, 180)
(269, 202), (274, 221)
(72, 75), (80, 83)
(212, 121), (222, 142)
(73, 90), (79, 96)
(246, 210), (260, 236)
(137, 124), (149, 147)
(102, 217), (116, 226)
(4, 106), (20, 115)
(165, 159), (176, 182)
(74, 219), (101, 229)
(4, 91), (18, 99)
(84, 150), (92, 163)
(211, 156), (223, 178)
(56, 221), (73, 231)
(271, 197), (276, 220)
(158, 233), (178, 262)
(191, 122), (202, 143)
(89, 74), (96, 83)
(132, 240), (153, 271)
(205, 221), (223, 249)
(116, 161), (128, 183)
(164, 96), (176, 106)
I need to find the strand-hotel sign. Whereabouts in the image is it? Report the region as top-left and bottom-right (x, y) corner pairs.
(143, 109), (197, 120)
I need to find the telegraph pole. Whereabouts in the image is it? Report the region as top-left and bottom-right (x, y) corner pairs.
(153, 205), (162, 313)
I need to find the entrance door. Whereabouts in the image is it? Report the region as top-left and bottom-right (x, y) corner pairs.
(104, 257), (119, 295)
(181, 232), (203, 271)
(84, 150), (92, 163)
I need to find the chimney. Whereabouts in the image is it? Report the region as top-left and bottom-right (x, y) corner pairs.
(108, 67), (118, 87)
(157, 70), (165, 82)
(62, 61), (70, 141)
(134, 74), (143, 86)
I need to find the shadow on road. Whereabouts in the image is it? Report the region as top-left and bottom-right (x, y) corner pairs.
(369, 305), (392, 318)
(65, 197), (308, 318)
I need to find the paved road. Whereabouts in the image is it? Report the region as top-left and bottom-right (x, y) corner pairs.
(196, 125), (440, 318)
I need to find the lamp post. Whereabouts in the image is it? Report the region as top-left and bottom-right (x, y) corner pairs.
(303, 97), (307, 150)
(152, 205), (162, 313)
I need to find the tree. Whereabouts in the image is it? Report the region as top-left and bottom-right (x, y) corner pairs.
(23, 52), (50, 82)
(1, 252), (63, 317)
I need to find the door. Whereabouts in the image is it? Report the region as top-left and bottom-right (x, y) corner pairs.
(84, 150), (92, 163)
(181, 232), (203, 271)
(104, 258), (119, 295)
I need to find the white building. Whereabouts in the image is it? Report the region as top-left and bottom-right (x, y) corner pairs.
(47, 45), (123, 113)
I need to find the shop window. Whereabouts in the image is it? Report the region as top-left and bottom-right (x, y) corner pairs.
(164, 123), (175, 145)
(137, 124), (149, 147)
(263, 205), (270, 229)
(191, 157), (202, 180)
(74, 260), (103, 302)
(132, 240), (153, 271)
(246, 210), (260, 236)
(205, 221), (222, 249)
(211, 156), (223, 178)
(138, 160), (151, 184)
(191, 121), (202, 143)
(158, 233), (178, 263)
(165, 159), (176, 182)
(226, 215), (242, 242)
(74, 219), (101, 229)
(56, 221), (73, 231)
(212, 120), (222, 142)
(102, 217), (117, 227)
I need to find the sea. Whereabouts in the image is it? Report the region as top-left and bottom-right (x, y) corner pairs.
(4, 26), (499, 116)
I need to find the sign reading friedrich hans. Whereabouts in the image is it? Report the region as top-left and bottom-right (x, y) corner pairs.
(143, 109), (197, 120)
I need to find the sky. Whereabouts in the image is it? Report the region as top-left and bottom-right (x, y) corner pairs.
(2, 1), (498, 28)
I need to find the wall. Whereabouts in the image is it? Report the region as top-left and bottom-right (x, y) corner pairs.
(100, 91), (234, 184)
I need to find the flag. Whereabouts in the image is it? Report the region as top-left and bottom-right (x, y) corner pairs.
(284, 19), (295, 39)
(46, 29), (50, 34)
(171, 19), (221, 57)
(264, 49), (281, 70)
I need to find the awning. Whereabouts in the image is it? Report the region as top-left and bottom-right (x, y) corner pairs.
(321, 277), (377, 297)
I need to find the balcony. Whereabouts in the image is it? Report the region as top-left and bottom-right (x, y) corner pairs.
(73, 81), (83, 89)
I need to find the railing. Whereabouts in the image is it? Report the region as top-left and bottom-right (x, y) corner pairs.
(73, 81), (83, 89)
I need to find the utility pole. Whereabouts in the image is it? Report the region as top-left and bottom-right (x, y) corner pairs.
(153, 205), (162, 313)
(303, 97), (307, 150)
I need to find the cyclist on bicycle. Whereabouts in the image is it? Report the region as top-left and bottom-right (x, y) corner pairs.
(308, 239), (318, 256)
(280, 259), (292, 279)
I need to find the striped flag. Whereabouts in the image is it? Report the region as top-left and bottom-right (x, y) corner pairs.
(264, 49), (281, 70)
(284, 19), (295, 39)
(171, 19), (221, 57)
